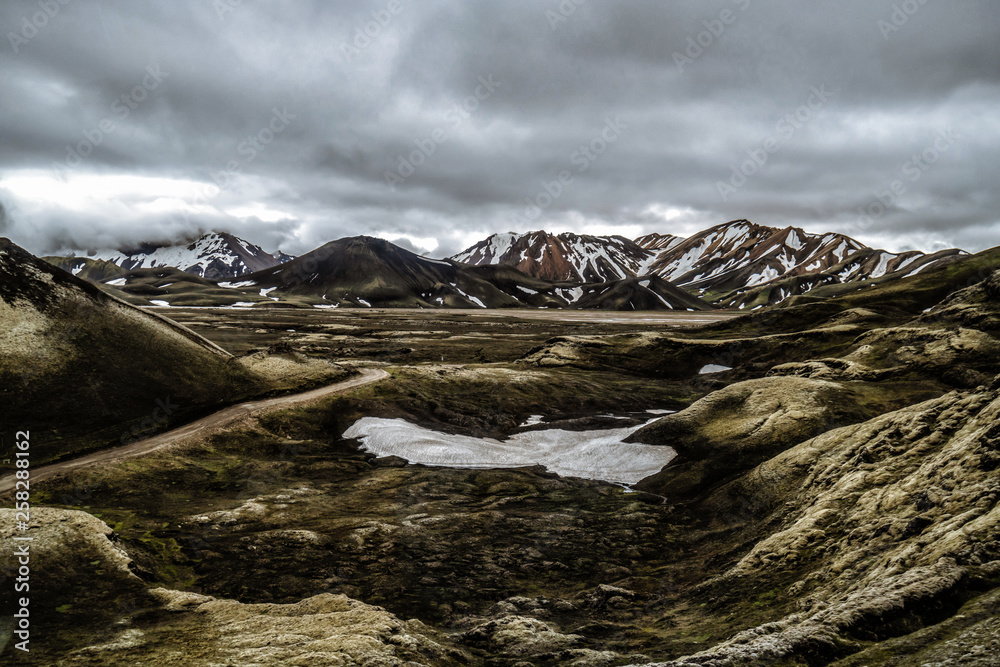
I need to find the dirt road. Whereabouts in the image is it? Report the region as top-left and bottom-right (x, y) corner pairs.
(0, 367), (389, 494)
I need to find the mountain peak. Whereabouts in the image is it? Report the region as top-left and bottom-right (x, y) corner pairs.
(57, 232), (295, 280)
(452, 230), (651, 283)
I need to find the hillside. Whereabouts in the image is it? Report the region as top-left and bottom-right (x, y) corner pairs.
(573, 275), (714, 311)
(243, 235), (530, 308)
(0, 238), (332, 464)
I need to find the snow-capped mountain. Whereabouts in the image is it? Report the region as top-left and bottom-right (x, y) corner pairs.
(454, 221), (964, 307)
(451, 231), (651, 283)
(57, 232), (294, 280)
(645, 220), (866, 294)
(662, 221), (965, 308)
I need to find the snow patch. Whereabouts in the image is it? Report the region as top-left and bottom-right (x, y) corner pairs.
(343, 417), (677, 485)
(698, 364), (732, 374)
(870, 252), (895, 279)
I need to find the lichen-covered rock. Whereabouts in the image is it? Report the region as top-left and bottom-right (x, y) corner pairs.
(842, 326), (1000, 387)
(629, 376), (868, 499)
(627, 382), (1000, 666)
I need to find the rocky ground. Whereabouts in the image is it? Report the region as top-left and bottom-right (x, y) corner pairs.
(4, 262), (1000, 665)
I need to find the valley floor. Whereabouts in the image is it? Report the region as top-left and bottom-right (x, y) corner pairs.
(3, 297), (1000, 666)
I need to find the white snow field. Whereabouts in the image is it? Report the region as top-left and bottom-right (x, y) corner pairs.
(343, 417), (676, 485)
(698, 364), (732, 374)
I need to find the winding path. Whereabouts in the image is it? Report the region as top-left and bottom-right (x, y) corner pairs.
(0, 367), (389, 494)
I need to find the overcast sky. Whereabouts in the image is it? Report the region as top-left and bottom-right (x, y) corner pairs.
(1, 0), (998, 258)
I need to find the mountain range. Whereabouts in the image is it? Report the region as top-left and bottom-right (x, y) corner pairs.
(452, 221), (965, 309)
(45, 220), (966, 310)
(96, 236), (714, 311)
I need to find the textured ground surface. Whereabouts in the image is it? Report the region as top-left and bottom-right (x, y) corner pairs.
(4, 260), (1000, 665)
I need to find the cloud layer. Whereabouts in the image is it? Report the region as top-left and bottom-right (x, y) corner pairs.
(1, 0), (998, 257)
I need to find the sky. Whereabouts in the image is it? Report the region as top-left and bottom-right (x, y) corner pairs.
(1, 0), (998, 259)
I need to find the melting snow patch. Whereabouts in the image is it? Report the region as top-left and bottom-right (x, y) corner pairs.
(231, 302), (256, 308)
(559, 287), (584, 303)
(106, 278), (128, 286)
(219, 280), (256, 289)
(520, 415), (545, 427)
(313, 304), (339, 309)
(343, 417), (676, 485)
(357, 299), (371, 307)
(149, 300), (170, 307)
(646, 409), (674, 415)
(698, 364), (732, 374)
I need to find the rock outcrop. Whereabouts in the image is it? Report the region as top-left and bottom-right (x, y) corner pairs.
(630, 379), (1000, 666)
(628, 376), (870, 500)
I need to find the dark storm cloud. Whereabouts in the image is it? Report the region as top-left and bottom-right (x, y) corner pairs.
(0, 0), (998, 258)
